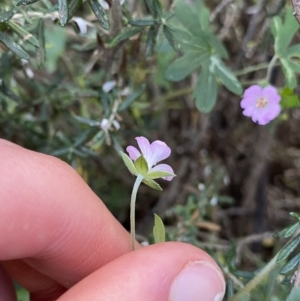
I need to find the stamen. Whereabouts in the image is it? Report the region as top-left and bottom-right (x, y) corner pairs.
(256, 97), (268, 108)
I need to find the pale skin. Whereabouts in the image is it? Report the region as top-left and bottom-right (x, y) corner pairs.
(0, 139), (225, 301)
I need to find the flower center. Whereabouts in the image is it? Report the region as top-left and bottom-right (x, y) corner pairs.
(256, 97), (268, 108)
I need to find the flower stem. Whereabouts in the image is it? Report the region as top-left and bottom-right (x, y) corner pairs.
(265, 55), (278, 84)
(130, 175), (143, 250)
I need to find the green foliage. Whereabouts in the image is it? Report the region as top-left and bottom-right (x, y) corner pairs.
(271, 7), (300, 89)
(153, 213), (166, 243)
(164, 0), (241, 113)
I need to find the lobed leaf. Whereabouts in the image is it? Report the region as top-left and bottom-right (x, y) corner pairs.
(280, 58), (297, 89)
(211, 56), (242, 95)
(194, 61), (218, 113)
(164, 50), (210, 82)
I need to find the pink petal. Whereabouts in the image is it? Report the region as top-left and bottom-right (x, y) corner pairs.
(261, 104), (281, 122)
(242, 104), (256, 117)
(126, 146), (141, 161)
(135, 137), (152, 164)
(150, 164), (174, 181)
(262, 86), (281, 104)
(149, 140), (171, 166)
(243, 85), (262, 99)
(241, 96), (256, 109)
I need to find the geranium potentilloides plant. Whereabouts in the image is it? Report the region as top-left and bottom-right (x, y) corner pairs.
(120, 136), (175, 250)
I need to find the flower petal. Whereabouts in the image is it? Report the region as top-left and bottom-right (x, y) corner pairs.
(148, 140), (171, 167)
(135, 137), (152, 165)
(126, 146), (140, 161)
(262, 86), (281, 104)
(243, 85), (262, 99)
(150, 164), (175, 181)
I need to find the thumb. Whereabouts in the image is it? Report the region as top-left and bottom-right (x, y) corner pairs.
(58, 242), (226, 301)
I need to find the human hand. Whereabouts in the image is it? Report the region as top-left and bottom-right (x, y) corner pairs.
(0, 139), (225, 301)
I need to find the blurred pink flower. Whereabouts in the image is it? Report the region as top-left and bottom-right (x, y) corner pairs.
(126, 137), (174, 181)
(241, 85), (281, 125)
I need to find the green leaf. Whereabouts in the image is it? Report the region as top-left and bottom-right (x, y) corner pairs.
(146, 170), (175, 180)
(17, 0), (40, 5)
(145, 26), (157, 58)
(280, 87), (300, 109)
(7, 21), (40, 48)
(274, 222), (300, 238)
(290, 212), (300, 220)
(165, 50), (210, 82)
(134, 155), (148, 175)
(129, 18), (157, 27)
(282, 44), (300, 58)
(153, 213), (166, 243)
(145, 0), (155, 16)
(163, 25), (179, 52)
(174, 0), (201, 36)
(142, 178), (162, 191)
(273, 7), (298, 55)
(110, 27), (143, 47)
(58, 0), (69, 26)
(69, 0), (83, 20)
(211, 56), (242, 95)
(0, 9), (16, 23)
(37, 19), (46, 67)
(88, 0), (110, 30)
(88, 131), (105, 150)
(280, 58), (297, 89)
(194, 61), (218, 113)
(120, 152), (138, 176)
(277, 233), (300, 263)
(199, 5), (210, 32)
(118, 84), (146, 112)
(74, 115), (100, 126)
(0, 31), (30, 60)
(208, 34), (228, 59)
(280, 252), (300, 275)
(153, 0), (163, 18)
(287, 287), (300, 301)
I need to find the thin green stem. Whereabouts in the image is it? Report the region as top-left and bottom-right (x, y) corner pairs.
(227, 254), (278, 301)
(130, 175), (143, 251)
(265, 55), (278, 84)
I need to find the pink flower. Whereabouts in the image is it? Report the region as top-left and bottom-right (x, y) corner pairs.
(126, 137), (174, 181)
(241, 85), (281, 125)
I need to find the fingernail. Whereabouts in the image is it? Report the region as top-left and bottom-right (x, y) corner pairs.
(169, 261), (225, 301)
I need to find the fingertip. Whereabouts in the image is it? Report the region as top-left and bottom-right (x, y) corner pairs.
(57, 242), (225, 301)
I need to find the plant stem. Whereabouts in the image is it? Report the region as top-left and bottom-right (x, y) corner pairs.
(227, 254), (278, 301)
(130, 175), (143, 251)
(265, 55), (278, 84)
